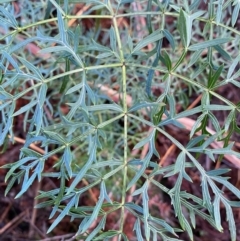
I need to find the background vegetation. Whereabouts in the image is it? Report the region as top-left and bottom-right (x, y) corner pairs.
(1, 0), (240, 240)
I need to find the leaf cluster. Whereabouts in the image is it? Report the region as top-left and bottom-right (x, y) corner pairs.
(1, 0), (240, 240)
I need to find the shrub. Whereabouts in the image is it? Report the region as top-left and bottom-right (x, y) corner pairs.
(1, 0), (240, 240)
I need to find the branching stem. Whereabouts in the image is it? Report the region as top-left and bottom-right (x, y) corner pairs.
(111, 3), (128, 240)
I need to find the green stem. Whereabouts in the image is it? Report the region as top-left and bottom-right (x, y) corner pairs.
(127, 63), (237, 109)
(12, 63), (122, 101)
(1, 10), (240, 42)
(111, 4), (128, 240)
(66, 14), (112, 19)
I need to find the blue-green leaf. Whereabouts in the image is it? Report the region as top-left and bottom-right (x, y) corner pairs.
(12, 100), (37, 117)
(86, 216), (106, 241)
(109, 26), (117, 52)
(232, 3), (240, 26)
(188, 38), (232, 51)
(177, 9), (190, 48)
(134, 219), (144, 241)
(163, 29), (175, 50)
(132, 30), (164, 53)
(213, 195), (222, 231)
(47, 195), (76, 233)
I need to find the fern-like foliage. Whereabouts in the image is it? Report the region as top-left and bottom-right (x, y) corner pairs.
(1, 0), (240, 240)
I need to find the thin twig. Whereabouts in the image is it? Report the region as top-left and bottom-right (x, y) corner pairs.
(187, 94), (202, 110)
(38, 233), (76, 241)
(0, 201), (12, 223)
(67, 5), (91, 27)
(0, 210), (27, 235)
(28, 181), (42, 238)
(159, 144), (177, 166)
(25, 217), (46, 239)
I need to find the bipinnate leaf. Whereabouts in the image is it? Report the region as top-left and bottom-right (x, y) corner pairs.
(47, 195), (76, 233)
(66, 139), (97, 195)
(79, 182), (106, 234)
(1, 1), (240, 240)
